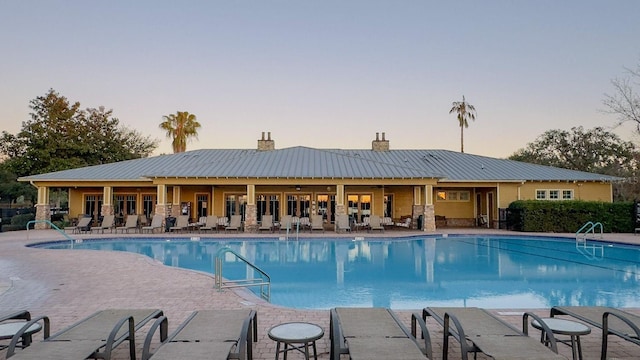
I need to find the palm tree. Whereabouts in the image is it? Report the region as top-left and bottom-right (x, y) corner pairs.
(449, 96), (477, 153)
(159, 111), (201, 153)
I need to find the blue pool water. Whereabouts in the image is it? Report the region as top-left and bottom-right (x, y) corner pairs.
(33, 235), (640, 309)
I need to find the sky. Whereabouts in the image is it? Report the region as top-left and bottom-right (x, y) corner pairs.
(1, 0), (639, 158)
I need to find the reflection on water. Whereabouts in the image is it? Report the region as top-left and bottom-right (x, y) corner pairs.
(38, 236), (640, 309)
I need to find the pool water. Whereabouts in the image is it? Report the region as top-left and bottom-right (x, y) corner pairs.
(34, 235), (640, 309)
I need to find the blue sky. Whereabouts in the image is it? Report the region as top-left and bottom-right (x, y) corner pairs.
(1, 1), (639, 158)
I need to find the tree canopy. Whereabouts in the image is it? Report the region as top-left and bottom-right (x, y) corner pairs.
(449, 95), (476, 153)
(0, 89), (158, 178)
(509, 126), (640, 201)
(603, 59), (640, 132)
(159, 111), (201, 153)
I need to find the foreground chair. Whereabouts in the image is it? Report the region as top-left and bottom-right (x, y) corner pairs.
(141, 214), (164, 233)
(1, 311), (34, 351)
(225, 215), (242, 232)
(199, 215), (219, 233)
(6, 309), (164, 359)
(368, 215), (385, 232)
(258, 215), (274, 232)
(551, 306), (640, 360)
(142, 310), (257, 360)
(330, 307), (432, 360)
(91, 214), (115, 234)
(310, 214), (324, 233)
(169, 215), (189, 232)
(116, 215), (139, 233)
(422, 307), (565, 360)
(65, 216), (92, 234)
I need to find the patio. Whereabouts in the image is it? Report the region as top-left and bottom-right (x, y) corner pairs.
(1, 228), (639, 359)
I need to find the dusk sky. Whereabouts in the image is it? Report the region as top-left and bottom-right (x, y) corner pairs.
(1, 1), (639, 158)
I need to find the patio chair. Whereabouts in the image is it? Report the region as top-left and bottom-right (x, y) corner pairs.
(116, 214), (139, 233)
(551, 306), (640, 360)
(217, 216), (229, 231)
(6, 309), (164, 360)
(396, 217), (412, 228)
(0, 310), (34, 351)
(279, 215), (292, 233)
(141, 214), (164, 233)
(336, 214), (351, 233)
(199, 215), (219, 233)
(225, 215), (242, 232)
(91, 214), (115, 234)
(64, 216), (92, 234)
(368, 215), (384, 232)
(422, 307), (565, 360)
(310, 214), (324, 233)
(169, 215), (189, 232)
(299, 217), (310, 231)
(330, 307), (432, 360)
(142, 310), (257, 360)
(258, 215), (274, 232)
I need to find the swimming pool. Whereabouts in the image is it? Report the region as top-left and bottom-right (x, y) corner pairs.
(33, 235), (640, 309)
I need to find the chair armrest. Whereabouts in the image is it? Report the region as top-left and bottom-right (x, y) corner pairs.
(142, 316), (169, 360)
(522, 312), (559, 353)
(602, 311), (640, 359)
(411, 312), (433, 359)
(444, 312), (473, 360)
(104, 315), (136, 360)
(6, 316), (50, 357)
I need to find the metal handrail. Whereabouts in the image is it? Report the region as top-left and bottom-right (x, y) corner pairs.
(27, 220), (76, 248)
(576, 221), (603, 241)
(214, 247), (270, 302)
(575, 221), (604, 260)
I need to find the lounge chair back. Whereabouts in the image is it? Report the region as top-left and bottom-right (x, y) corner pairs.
(142, 310), (257, 360)
(330, 307), (431, 360)
(101, 214), (115, 228)
(77, 216), (92, 229)
(226, 215), (242, 231)
(259, 215), (273, 231)
(280, 215), (293, 231)
(123, 215), (138, 228)
(369, 215), (384, 232)
(337, 214), (350, 232)
(204, 215), (218, 228)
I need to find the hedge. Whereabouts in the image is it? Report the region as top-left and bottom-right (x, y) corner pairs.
(507, 200), (634, 233)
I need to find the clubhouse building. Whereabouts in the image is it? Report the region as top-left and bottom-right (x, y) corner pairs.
(21, 132), (618, 231)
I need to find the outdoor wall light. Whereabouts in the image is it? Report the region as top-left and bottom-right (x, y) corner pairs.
(295, 185), (301, 191)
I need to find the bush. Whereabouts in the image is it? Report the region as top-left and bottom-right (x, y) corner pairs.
(2, 213), (36, 231)
(507, 200), (634, 233)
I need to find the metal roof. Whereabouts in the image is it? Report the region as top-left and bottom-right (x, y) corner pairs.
(20, 147), (619, 182)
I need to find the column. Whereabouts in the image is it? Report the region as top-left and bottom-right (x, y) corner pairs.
(154, 184), (169, 217)
(245, 184), (257, 232)
(171, 186), (181, 216)
(424, 185), (436, 231)
(34, 186), (51, 230)
(100, 186), (114, 216)
(334, 184), (345, 232)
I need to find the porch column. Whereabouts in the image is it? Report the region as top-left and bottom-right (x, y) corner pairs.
(411, 186), (424, 230)
(245, 184), (257, 232)
(424, 185), (436, 231)
(334, 184), (345, 232)
(154, 184), (169, 217)
(34, 186), (51, 229)
(171, 186), (181, 216)
(101, 186), (114, 216)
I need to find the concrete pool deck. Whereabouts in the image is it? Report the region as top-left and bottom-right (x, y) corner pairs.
(1, 228), (639, 359)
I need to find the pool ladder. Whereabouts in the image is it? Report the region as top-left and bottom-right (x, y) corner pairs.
(26, 220), (77, 248)
(214, 247), (271, 302)
(575, 221), (604, 260)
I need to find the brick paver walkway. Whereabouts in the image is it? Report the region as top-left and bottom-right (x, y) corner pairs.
(1, 228), (639, 359)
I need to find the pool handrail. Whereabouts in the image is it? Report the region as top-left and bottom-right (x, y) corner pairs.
(214, 246), (271, 302)
(27, 219), (76, 248)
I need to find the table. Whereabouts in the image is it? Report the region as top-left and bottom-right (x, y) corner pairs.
(531, 318), (591, 360)
(0, 322), (42, 349)
(268, 322), (324, 360)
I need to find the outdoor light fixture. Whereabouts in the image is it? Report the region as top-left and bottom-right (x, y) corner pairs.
(295, 185), (301, 191)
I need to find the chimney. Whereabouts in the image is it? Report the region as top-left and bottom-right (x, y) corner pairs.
(257, 131), (275, 151)
(372, 132), (389, 151)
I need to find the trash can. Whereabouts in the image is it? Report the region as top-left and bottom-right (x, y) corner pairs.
(165, 216), (176, 232)
(417, 215), (424, 230)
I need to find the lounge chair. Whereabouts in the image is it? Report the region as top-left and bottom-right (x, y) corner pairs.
(258, 215), (274, 232)
(1, 310), (35, 351)
(116, 214), (139, 233)
(368, 215), (384, 232)
(551, 306), (640, 360)
(299, 217), (310, 231)
(91, 214), (115, 233)
(169, 215), (189, 233)
(336, 214), (351, 233)
(330, 307), (432, 360)
(6, 309), (164, 360)
(422, 307), (565, 360)
(142, 310), (257, 360)
(217, 216), (229, 231)
(396, 217), (412, 228)
(310, 214), (324, 233)
(225, 215), (242, 232)
(141, 214), (164, 233)
(64, 216), (92, 234)
(279, 215), (293, 233)
(199, 215), (219, 233)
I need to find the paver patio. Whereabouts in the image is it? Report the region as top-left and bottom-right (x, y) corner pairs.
(1, 228), (639, 359)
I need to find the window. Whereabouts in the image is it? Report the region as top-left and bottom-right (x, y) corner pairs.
(436, 190), (471, 202)
(142, 195), (155, 218)
(535, 189), (574, 201)
(114, 194), (136, 215)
